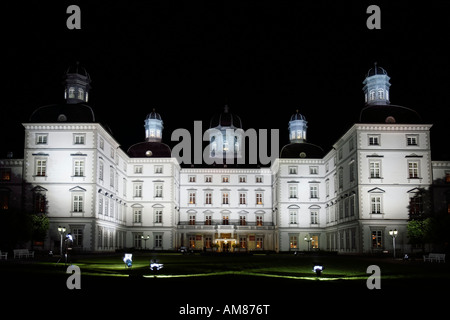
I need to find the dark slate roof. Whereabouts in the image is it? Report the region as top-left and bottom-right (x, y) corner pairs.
(29, 103), (95, 123)
(127, 141), (172, 158)
(280, 142), (325, 159)
(359, 104), (423, 124)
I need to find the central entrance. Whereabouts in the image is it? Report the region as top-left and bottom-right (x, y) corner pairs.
(215, 233), (236, 252)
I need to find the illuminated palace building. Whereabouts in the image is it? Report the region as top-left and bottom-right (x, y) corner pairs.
(1, 63), (449, 254)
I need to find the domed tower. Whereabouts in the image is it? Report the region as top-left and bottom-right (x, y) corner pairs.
(362, 62), (391, 106)
(29, 62), (95, 123)
(280, 110), (324, 159)
(144, 109), (163, 142)
(288, 110), (308, 143)
(127, 109), (171, 158)
(359, 63), (422, 124)
(208, 105), (243, 160)
(64, 62), (91, 104)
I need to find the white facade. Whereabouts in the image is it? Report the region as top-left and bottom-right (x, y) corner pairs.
(1, 65), (449, 254)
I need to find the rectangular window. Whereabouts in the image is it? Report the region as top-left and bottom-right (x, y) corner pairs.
(370, 195), (382, 214)
(205, 215), (212, 225)
(406, 135), (418, 146)
(154, 166), (163, 174)
(0, 168), (11, 181)
(36, 134), (48, 144)
(74, 134), (85, 145)
(309, 166), (318, 174)
(134, 165), (143, 174)
(154, 184), (163, 198)
(239, 175), (247, 183)
(189, 191), (196, 204)
(255, 175), (263, 183)
(222, 176), (229, 183)
(133, 183), (142, 198)
(189, 214), (196, 225)
(289, 211), (297, 224)
(368, 135), (380, 146)
(222, 215), (229, 225)
(310, 211), (318, 224)
(371, 230), (383, 248)
(369, 161), (381, 178)
(239, 192), (246, 205)
(240, 215), (246, 225)
(222, 192), (229, 205)
(256, 237), (263, 249)
(256, 215), (263, 226)
(205, 175), (212, 183)
(290, 236), (298, 249)
(154, 209), (162, 223)
(289, 166), (297, 174)
(289, 185), (297, 199)
(256, 192), (263, 205)
(74, 160), (85, 177)
(189, 175), (196, 183)
(154, 234), (163, 248)
(310, 185), (318, 199)
(205, 192), (212, 205)
(408, 161), (420, 178)
(36, 159), (47, 176)
(133, 208), (142, 223)
(72, 194), (84, 212)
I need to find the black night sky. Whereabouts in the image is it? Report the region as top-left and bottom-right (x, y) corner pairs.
(2, 1), (450, 160)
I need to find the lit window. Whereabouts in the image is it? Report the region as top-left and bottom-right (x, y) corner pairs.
(222, 192), (229, 205)
(189, 191), (196, 204)
(78, 88), (84, 100)
(256, 192), (263, 205)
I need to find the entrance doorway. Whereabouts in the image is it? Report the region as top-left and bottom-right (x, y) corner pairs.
(215, 239), (237, 252)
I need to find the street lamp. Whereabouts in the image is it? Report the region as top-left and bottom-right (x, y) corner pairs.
(389, 229), (398, 259)
(304, 236), (312, 252)
(57, 226), (66, 256)
(141, 235), (149, 250)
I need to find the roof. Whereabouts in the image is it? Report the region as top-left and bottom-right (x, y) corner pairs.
(29, 103), (95, 123)
(280, 142), (325, 159)
(127, 141), (172, 158)
(359, 104), (423, 124)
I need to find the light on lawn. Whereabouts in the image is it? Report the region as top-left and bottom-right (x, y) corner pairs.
(123, 253), (133, 268)
(150, 259), (163, 271)
(313, 265), (323, 276)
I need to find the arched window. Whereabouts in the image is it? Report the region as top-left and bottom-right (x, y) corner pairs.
(377, 89), (384, 100)
(68, 87), (75, 98)
(78, 88), (84, 100)
(369, 90), (375, 101)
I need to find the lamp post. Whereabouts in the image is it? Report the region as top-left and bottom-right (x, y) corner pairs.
(141, 235), (149, 250)
(389, 229), (398, 259)
(57, 226), (66, 256)
(304, 236), (312, 252)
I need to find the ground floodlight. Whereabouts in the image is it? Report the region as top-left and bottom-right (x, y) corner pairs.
(150, 259), (164, 271)
(123, 253), (133, 268)
(313, 265), (323, 276)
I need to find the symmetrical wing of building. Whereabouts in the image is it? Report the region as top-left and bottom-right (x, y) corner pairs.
(1, 63), (449, 253)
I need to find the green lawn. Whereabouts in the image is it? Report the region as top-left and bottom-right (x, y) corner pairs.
(2, 252), (449, 301)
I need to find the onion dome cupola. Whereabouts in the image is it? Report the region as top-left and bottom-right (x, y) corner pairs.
(144, 109), (163, 142)
(288, 110), (308, 143)
(64, 62), (91, 104)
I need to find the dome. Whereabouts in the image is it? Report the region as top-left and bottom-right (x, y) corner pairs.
(366, 63), (388, 77)
(210, 105), (242, 129)
(359, 104), (423, 124)
(146, 109), (162, 121)
(127, 141), (172, 158)
(290, 110), (306, 121)
(280, 142), (324, 159)
(66, 62), (90, 79)
(29, 103), (95, 123)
